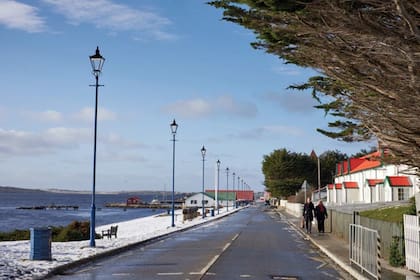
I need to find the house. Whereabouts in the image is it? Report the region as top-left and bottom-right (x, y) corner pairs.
(184, 192), (215, 208)
(327, 150), (419, 205)
(203, 190), (238, 208)
(126, 196), (140, 205)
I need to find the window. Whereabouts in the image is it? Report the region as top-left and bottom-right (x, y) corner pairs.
(398, 188), (408, 201)
(190, 200), (197, 204)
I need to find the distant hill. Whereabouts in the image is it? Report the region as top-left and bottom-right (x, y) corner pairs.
(0, 186), (46, 193)
(0, 186), (192, 196)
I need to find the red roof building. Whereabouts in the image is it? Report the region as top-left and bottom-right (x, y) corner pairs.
(328, 149), (418, 205)
(386, 176), (412, 187)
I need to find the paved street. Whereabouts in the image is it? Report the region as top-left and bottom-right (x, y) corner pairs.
(50, 205), (352, 280)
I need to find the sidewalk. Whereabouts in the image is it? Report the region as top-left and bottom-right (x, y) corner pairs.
(277, 209), (419, 280)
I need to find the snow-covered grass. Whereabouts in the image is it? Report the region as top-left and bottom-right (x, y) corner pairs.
(0, 208), (240, 279)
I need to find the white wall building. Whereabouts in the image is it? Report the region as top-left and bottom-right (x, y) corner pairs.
(184, 192), (216, 208)
(327, 151), (419, 205)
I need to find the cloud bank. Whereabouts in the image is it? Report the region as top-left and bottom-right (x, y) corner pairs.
(0, 0), (46, 32)
(164, 96), (257, 119)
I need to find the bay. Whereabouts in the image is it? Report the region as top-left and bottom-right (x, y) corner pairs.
(0, 188), (179, 232)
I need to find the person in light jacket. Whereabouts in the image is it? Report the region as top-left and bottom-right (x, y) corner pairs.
(315, 200), (328, 234)
(303, 197), (314, 234)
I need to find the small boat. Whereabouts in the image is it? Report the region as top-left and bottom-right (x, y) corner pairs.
(150, 199), (160, 205)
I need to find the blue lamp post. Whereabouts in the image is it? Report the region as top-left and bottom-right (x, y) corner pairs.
(201, 146), (206, 219)
(170, 119), (178, 227)
(225, 167), (229, 211)
(232, 172), (235, 208)
(89, 46), (105, 247)
(216, 160), (220, 215)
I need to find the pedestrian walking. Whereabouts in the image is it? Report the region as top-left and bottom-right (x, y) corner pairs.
(315, 200), (328, 234)
(303, 197), (314, 234)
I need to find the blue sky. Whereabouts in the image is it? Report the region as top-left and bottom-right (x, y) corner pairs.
(0, 0), (372, 192)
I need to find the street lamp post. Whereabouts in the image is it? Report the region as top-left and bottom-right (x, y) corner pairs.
(89, 46), (105, 248)
(216, 160), (220, 215)
(170, 119), (178, 227)
(201, 146), (206, 219)
(237, 176), (240, 207)
(232, 172), (235, 208)
(225, 167), (229, 211)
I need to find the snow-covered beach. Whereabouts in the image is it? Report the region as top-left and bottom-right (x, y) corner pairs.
(1, 208), (239, 280)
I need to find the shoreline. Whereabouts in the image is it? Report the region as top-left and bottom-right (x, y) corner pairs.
(0, 207), (242, 279)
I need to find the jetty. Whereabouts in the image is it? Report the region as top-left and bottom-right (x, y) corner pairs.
(17, 205), (79, 210)
(105, 202), (182, 209)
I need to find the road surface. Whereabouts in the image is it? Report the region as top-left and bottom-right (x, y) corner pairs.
(51, 205), (352, 279)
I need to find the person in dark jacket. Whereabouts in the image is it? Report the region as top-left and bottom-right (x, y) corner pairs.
(315, 200), (328, 234)
(303, 197), (315, 234)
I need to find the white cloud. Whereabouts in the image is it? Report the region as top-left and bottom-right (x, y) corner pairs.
(263, 92), (318, 113)
(263, 125), (304, 136)
(103, 132), (145, 149)
(42, 0), (174, 40)
(215, 96), (257, 118)
(0, 127), (90, 156)
(231, 125), (304, 140)
(165, 98), (212, 118)
(72, 107), (117, 122)
(0, 0), (46, 32)
(23, 110), (63, 122)
(0, 127), (143, 157)
(163, 95), (257, 119)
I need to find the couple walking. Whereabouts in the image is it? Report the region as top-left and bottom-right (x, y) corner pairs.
(302, 197), (328, 234)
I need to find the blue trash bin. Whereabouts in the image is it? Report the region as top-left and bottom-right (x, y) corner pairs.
(30, 227), (52, 260)
(211, 209), (215, 216)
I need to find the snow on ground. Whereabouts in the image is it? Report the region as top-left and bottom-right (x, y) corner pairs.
(0, 208), (240, 280)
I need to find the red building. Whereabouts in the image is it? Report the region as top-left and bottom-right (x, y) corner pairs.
(126, 196), (140, 205)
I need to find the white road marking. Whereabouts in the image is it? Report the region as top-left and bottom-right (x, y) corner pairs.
(232, 233), (240, 241)
(157, 272), (184, 276)
(191, 236), (238, 275)
(316, 262), (327, 269)
(222, 242), (231, 251)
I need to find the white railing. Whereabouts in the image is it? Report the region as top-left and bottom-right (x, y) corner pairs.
(404, 214), (420, 273)
(349, 224), (381, 279)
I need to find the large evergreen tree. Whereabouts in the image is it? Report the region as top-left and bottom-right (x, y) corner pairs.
(261, 148), (346, 198)
(209, 0), (420, 168)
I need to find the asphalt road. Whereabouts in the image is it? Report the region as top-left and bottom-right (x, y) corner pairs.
(50, 205), (352, 280)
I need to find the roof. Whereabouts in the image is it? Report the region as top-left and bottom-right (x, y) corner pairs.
(386, 176), (412, 187)
(336, 152), (382, 176)
(204, 191), (236, 200)
(350, 160), (382, 173)
(186, 192), (215, 200)
(367, 179), (384, 187)
(343, 182), (358, 189)
(205, 189), (254, 201)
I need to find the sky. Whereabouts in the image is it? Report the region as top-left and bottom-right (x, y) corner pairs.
(0, 0), (373, 193)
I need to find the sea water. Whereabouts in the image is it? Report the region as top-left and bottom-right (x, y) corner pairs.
(0, 189), (167, 232)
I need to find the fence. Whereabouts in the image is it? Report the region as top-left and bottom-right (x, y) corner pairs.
(403, 214), (420, 273)
(349, 224), (381, 280)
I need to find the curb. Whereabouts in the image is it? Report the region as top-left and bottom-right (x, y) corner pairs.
(276, 210), (368, 280)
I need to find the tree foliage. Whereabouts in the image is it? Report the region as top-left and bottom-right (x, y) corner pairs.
(261, 148), (346, 198)
(209, 0), (420, 168)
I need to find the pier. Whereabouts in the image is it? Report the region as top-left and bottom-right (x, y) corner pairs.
(16, 205), (79, 210)
(105, 202), (182, 209)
